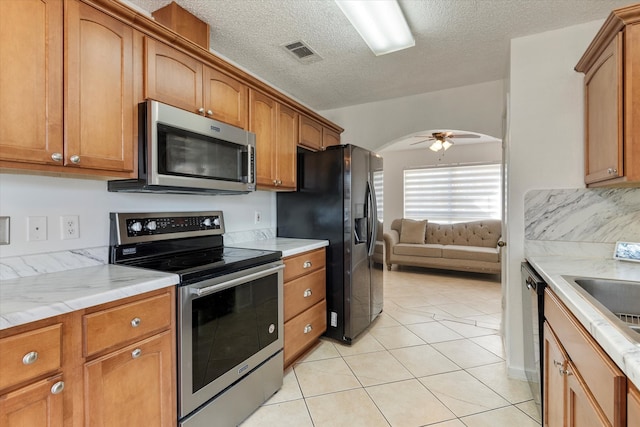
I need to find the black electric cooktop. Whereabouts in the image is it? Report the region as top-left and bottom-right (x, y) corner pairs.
(120, 246), (281, 284)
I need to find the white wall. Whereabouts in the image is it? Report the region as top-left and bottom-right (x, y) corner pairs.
(381, 143), (502, 228)
(0, 174), (276, 257)
(320, 80), (505, 152)
(505, 20), (602, 376)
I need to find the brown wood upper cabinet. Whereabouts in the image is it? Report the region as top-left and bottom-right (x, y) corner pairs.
(145, 38), (248, 129)
(0, 0), (138, 177)
(250, 89), (297, 190)
(65, 0), (137, 174)
(576, 5), (640, 187)
(0, 0), (63, 168)
(299, 114), (341, 151)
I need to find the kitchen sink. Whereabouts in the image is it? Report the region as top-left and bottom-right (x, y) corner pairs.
(561, 276), (640, 344)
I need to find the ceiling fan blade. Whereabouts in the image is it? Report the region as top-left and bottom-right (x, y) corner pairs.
(449, 133), (481, 138)
(410, 139), (429, 145)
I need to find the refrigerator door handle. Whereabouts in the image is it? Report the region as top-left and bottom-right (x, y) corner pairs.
(366, 180), (378, 257)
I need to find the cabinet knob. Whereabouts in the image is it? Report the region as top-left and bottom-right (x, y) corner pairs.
(303, 261), (312, 269)
(22, 351), (39, 365)
(303, 324), (313, 334)
(132, 348), (142, 359)
(69, 155), (80, 164)
(131, 317), (141, 327)
(51, 152), (63, 162)
(303, 288), (312, 298)
(50, 381), (65, 395)
(198, 107), (205, 114)
(607, 167), (618, 175)
(207, 110), (213, 116)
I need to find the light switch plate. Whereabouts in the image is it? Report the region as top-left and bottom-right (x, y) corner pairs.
(0, 216), (9, 245)
(613, 241), (640, 263)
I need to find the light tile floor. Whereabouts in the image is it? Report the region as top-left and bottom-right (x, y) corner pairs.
(241, 268), (541, 427)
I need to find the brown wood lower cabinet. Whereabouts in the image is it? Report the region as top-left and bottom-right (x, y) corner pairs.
(544, 288), (627, 427)
(84, 331), (174, 426)
(629, 383), (640, 426)
(0, 286), (176, 427)
(0, 375), (64, 426)
(283, 248), (327, 366)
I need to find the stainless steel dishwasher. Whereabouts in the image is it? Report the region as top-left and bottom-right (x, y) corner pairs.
(521, 261), (546, 422)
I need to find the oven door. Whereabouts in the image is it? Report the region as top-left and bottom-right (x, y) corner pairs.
(178, 261), (284, 418)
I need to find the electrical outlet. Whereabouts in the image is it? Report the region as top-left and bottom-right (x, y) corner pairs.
(27, 216), (47, 241)
(254, 211), (262, 224)
(61, 215), (80, 240)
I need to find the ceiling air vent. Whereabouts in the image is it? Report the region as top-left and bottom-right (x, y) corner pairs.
(282, 40), (323, 64)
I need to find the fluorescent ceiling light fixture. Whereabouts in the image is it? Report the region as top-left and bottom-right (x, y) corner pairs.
(335, 0), (415, 56)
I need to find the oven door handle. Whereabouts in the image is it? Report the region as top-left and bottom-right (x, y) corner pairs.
(191, 263), (285, 297)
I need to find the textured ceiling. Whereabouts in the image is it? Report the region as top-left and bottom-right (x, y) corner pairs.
(125, 0), (630, 111)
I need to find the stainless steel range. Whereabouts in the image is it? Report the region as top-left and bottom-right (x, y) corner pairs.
(110, 211), (284, 427)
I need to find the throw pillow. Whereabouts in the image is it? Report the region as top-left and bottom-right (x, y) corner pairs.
(399, 219), (427, 244)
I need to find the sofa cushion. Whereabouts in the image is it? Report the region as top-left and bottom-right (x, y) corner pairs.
(426, 220), (501, 248)
(442, 245), (500, 263)
(399, 219), (427, 244)
(394, 243), (443, 258)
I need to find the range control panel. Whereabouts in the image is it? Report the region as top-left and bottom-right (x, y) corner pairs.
(111, 211), (225, 245)
(125, 214), (221, 237)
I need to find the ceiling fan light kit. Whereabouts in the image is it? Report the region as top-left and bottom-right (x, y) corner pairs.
(335, 0), (415, 56)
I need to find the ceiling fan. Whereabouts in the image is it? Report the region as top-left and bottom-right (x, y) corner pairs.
(411, 131), (480, 152)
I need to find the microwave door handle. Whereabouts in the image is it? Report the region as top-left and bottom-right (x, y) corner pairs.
(248, 144), (255, 184)
(191, 264), (285, 297)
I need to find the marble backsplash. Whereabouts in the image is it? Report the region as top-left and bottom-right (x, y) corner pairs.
(0, 228), (276, 280)
(524, 188), (640, 257)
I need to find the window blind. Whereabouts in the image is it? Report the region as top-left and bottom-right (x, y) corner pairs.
(404, 163), (501, 223)
(373, 170), (384, 221)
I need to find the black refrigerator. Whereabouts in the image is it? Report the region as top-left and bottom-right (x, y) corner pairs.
(277, 144), (384, 344)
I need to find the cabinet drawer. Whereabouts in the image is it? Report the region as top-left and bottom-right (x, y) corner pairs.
(545, 289), (626, 427)
(283, 248), (326, 282)
(284, 300), (327, 366)
(84, 292), (172, 357)
(0, 324), (62, 391)
(284, 268), (326, 322)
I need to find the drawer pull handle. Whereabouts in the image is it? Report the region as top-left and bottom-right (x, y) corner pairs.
(303, 289), (313, 298)
(22, 351), (39, 365)
(303, 261), (312, 269)
(303, 324), (313, 334)
(131, 317), (141, 328)
(50, 381), (64, 395)
(552, 360), (563, 367)
(132, 348), (142, 359)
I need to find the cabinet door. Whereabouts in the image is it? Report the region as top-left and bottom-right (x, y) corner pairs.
(629, 382), (640, 427)
(0, 375), (64, 427)
(249, 89), (278, 188)
(0, 0), (63, 165)
(543, 322), (566, 427)
(323, 128), (341, 149)
(584, 34), (623, 184)
(84, 331), (174, 427)
(566, 361), (610, 427)
(203, 66), (248, 129)
(299, 115), (323, 151)
(145, 38), (203, 114)
(65, 0), (135, 173)
(276, 103), (298, 189)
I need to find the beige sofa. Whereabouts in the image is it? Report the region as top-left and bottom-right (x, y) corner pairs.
(383, 218), (503, 274)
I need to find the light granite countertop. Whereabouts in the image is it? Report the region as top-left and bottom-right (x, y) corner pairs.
(526, 256), (640, 389)
(0, 265), (178, 331)
(232, 237), (328, 257)
(0, 238), (326, 332)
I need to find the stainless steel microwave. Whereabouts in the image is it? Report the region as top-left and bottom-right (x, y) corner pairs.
(109, 100), (256, 195)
